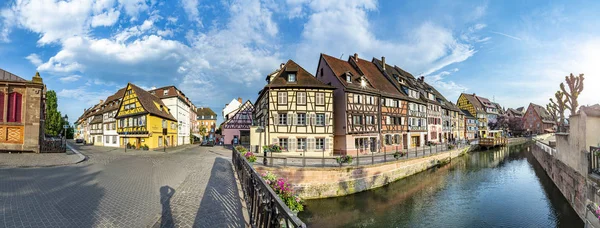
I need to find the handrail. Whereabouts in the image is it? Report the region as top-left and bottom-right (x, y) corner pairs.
(232, 147), (306, 228)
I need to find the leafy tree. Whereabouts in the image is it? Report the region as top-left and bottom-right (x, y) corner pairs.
(66, 125), (74, 139)
(45, 90), (63, 136)
(507, 117), (525, 136)
(199, 125), (207, 137)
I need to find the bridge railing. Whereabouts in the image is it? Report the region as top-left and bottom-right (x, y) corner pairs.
(232, 147), (306, 228)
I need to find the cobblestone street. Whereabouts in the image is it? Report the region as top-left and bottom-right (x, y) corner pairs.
(0, 143), (245, 228)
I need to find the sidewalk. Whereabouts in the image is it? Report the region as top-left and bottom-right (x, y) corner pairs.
(0, 148), (85, 168)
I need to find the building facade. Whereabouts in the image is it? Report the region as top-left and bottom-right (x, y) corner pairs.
(457, 93), (488, 138)
(0, 69), (45, 153)
(115, 83), (178, 149)
(523, 103), (555, 134)
(222, 100), (253, 145)
(101, 88), (124, 147)
(462, 110), (477, 140)
(149, 86), (192, 146)
(253, 60), (335, 156)
(196, 107), (217, 137)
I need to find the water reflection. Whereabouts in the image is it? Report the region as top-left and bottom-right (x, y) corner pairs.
(299, 143), (582, 228)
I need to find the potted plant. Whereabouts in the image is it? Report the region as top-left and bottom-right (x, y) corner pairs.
(236, 146), (247, 153)
(244, 151), (257, 164)
(142, 144), (149, 151)
(260, 172), (304, 215)
(263, 144), (282, 153)
(336, 155), (353, 166)
(447, 144), (455, 150)
(393, 151), (406, 160)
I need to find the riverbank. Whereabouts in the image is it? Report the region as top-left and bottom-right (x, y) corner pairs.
(255, 137), (530, 199)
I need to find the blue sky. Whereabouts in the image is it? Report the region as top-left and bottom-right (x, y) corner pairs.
(0, 0), (598, 125)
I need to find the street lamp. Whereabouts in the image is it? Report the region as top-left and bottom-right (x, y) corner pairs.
(162, 120), (167, 152)
(63, 115), (69, 151)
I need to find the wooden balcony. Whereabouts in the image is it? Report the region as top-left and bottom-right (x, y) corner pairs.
(479, 137), (508, 149)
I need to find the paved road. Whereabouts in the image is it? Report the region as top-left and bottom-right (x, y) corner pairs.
(0, 143), (245, 228)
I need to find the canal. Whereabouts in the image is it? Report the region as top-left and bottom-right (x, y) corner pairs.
(298, 143), (583, 227)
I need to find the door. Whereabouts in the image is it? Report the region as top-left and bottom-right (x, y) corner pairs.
(411, 136), (419, 147)
(403, 135), (408, 149)
(370, 137), (377, 152)
(240, 130), (250, 145)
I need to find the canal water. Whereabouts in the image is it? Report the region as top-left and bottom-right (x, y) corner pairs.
(298, 143), (583, 227)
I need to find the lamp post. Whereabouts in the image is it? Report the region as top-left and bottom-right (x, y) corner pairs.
(63, 115), (69, 151)
(162, 120), (167, 152)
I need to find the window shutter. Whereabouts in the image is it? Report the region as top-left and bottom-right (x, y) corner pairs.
(289, 138), (296, 151)
(15, 93), (22, 123)
(274, 115), (279, 125)
(292, 113), (297, 125)
(272, 138), (278, 145)
(0, 92), (4, 122)
(312, 113), (317, 125)
(288, 114), (292, 126)
(8, 93), (15, 122)
(325, 113), (330, 126)
(324, 138), (329, 150)
(308, 138), (313, 151)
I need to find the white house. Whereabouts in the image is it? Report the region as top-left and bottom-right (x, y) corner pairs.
(149, 86), (192, 146)
(101, 88), (124, 147)
(223, 97), (242, 121)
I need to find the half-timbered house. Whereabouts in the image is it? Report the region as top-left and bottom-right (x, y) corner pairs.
(457, 93), (488, 137)
(372, 58), (428, 149)
(222, 100), (253, 145)
(317, 54), (381, 155)
(253, 60), (335, 156)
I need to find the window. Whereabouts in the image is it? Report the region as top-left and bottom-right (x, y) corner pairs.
(385, 135), (392, 145)
(355, 94), (362, 104)
(297, 138), (306, 151)
(128, 118), (133, 127)
(320, 68), (323, 77)
(385, 116), (391, 125)
(366, 115), (374, 125)
(288, 73), (296, 82)
(316, 93), (325, 105)
(297, 92), (306, 105)
(316, 113), (325, 126)
(297, 113), (306, 125)
(313, 138), (324, 150)
(113, 136), (117, 144)
(279, 138), (288, 150)
(7, 92), (22, 123)
(279, 113), (287, 125)
(353, 115), (362, 125)
(163, 90), (168, 96)
(105, 136), (109, 143)
(346, 73), (352, 83)
(158, 136), (163, 147)
(394, 135), (401, 144)
(278, 92), (287, 105)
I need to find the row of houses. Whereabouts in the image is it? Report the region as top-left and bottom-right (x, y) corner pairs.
(241, 53), (513, 156)
(75, 83), (217, 149)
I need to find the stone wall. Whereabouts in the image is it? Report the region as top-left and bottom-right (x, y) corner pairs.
(255, 146), (470, 199)
(531, 143), (587, 221)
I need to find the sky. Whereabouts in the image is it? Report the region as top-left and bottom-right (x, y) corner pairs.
(0, 0), (598, 125)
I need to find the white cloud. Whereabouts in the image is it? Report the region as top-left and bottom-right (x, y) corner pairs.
(91, 9), (120, 27)
(140, 19), (154, 31)
(425, 69), (468, 101)
(118, 0), (150, 21)
(181, 0), (201, 23)
(59, 75), (82, 82)
(26, 53), (42, 66)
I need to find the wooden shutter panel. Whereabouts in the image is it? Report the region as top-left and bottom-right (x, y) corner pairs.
(0, 92), (4, 122)
(324, 138), (329, 150)
(289, 138), (296, 151)
(274, 115), (279, 125)
(312, 113), (317, 125)
(8, 93), (15, 122)
(288, 114), (292, 126)
(325, 113), (330, 126)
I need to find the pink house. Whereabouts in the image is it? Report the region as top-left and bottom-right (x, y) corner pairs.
(221, 100), (253, 145)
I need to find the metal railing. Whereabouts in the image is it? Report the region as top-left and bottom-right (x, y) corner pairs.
(232, 147), (306, 228)
(256, 142), (469, 168)
(589, 147), (600, 175)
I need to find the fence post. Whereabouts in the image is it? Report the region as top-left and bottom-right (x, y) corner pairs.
(322, 150), (325, 167)
(356, 153), (359, 167)
(415, 147), (417, 157)
(303, 151), (306, 167)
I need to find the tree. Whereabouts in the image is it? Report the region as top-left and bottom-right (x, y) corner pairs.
(45, 90), (63, 136)
(508, 117), (525, 136)
(560, 73), (584, 114)
(549, 91), (567, 132)
(66, 126), (74, 139)
(199, 125), (207, 137)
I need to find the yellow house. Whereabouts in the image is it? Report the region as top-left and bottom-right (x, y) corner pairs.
(115, 83), (178, 149)
(457, 93), (488, 138)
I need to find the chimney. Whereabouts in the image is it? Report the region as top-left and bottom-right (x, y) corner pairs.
(99, 99), (104, 104)
(280, 63), (285, 69)
(237, 97), (242, 103)
(473, 93), (476, 96)
(353, 53), (358, 60)
(382, 56), (386, 70)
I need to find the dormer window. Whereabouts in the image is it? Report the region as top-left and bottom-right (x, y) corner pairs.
(163, 90), (168, 96)
(345, 72), (352, 83)
(288, 73), (296, 82)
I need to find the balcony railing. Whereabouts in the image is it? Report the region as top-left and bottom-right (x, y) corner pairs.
(232, 147), (306, 227)
(408, 110), (426, 117)
(408, 125), (426, 131)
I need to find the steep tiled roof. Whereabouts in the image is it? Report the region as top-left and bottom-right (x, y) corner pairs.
(516, 107), (524, 112)
(371, 58), (425, 104)
(102, 88), (126, 113)
(148, 86), (192, 107)
(90, 114), (103, 124)
(461, 109), (475, 118)
(354, 57), (404, 99)
(476, 96), (495, 108)
(266, 60), (335, 90)
(0, 68), (28, 82)
(196, 107), (216, 116)
(129, 83), (177, 121)
(461, 93), (483, 110)
(580, 104), (600, 117)
(530, 103), (554, 123)
(507, 108), (523, 116)
(320, 54), (378, 93)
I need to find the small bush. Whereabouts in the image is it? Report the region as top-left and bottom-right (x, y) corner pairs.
(235, 146), (247, 153)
